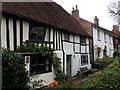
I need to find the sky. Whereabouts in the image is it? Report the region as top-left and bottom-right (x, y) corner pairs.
(53, 0), (118, 31)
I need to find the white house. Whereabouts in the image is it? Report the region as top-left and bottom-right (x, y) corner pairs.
(1, 2), (92, 85)
(71, 6), (114, 61)
(92, 16), (114, 60)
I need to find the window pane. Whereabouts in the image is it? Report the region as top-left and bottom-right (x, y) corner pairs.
(80, 37), (86, 44)
(29, 23), (45, 41)
(64, 33), (70, 41)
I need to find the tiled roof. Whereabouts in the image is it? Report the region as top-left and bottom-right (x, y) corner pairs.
(2, 2), (91, 37)
(112, 29), (120, 38)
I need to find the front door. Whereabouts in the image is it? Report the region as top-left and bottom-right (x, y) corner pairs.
(66, 55), (72, 76)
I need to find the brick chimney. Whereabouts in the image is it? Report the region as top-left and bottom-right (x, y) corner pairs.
(113, 25), (118, 30)
(94, 16), (99, 26)
(72, 5), (79, 19)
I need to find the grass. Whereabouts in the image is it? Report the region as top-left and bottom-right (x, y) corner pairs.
(77, 77), (91, 88)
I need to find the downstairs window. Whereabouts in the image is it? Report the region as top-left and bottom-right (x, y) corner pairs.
(30, 54), (52, 75)
(81, 55), (88, 65)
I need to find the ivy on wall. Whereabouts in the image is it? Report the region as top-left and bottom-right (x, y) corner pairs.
(16, 41), (66, 81)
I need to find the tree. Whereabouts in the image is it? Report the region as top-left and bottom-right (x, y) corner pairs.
(2, 49), (30, 89)
(109, 0), (120, 18)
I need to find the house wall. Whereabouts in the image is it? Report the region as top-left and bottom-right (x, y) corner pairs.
(63, 34), (91, 76)
(1, 16), (56, 86)
(93, 27), (114, 60)
(1, 15), (91, 85)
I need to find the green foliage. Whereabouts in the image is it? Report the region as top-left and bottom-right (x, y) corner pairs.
(2, 49), (30, 89)
(53, 54), (68, 82)
(29, 75), (46, 89)
(61, 77), (74, 88)
(17, 41), (54, 57)
(89, 57), (120, 89)
(17, 41), (67, 85)
(113, 51), (120, 58)
(97, 47), (101, 57)
(95, 56), (113, 70)
(103, 46), (107, 56)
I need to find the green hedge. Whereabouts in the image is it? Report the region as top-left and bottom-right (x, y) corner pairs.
(89, 57), (120, 89)
(2, 49), (30, 89)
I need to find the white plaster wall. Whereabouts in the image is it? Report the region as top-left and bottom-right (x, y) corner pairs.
(74, 35), (80, 43)
(30, 70), (55, 86)
(86, 38), (89, 44)
(45, 28), (49, 41)
(81, 46), (86, 53)
(93, 27), (114, 60)
(9, 18), (14, 50)
(63, 42), (73, 52)
(23, 21), (29, 42)
(71, 54), (80, 76)
(16, 20), (20, 46)
(1, 17), (7, 49)
(54, 50), (63, 71)
(75, 44), (80, 52)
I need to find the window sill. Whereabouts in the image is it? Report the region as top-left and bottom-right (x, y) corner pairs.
(30, 71), (52, 76)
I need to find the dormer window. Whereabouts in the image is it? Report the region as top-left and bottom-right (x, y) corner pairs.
(104, 32), (106, 43)
(80, 36), (86, 45)
(29, 23), (45, 42)
(64, 33), (70, 41)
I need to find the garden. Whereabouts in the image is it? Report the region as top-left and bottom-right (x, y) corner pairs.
(2, 41), (120, 89)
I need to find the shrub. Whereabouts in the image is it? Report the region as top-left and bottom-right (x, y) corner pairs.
(95, 56), (113, 70)
(89, 57), (120, 89)
(113, 52), (120, 58)
(2, 49), (30, 89)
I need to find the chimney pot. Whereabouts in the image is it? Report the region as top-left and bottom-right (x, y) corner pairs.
(94, 16), (99, 25)
(72, 7), (74, 11)
(76, 5), (78, 10)
(113, 25), (118, 30)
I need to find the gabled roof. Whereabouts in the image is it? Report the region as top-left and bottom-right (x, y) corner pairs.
(78, 17), (114, 37)
(78, 18), (93, 36)
(2, 2), (91, 37)
(112, 29), (120, 38)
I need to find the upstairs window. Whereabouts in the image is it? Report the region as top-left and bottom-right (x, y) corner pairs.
(29, 23), (45, 42)
(109, 35), (111, 44)
(64, 33), (70, 41)
(104, 32), (106, 43)
(80, 37), (86, 45)
(81, 55), (88, 65)
(97, 30), (100, 41)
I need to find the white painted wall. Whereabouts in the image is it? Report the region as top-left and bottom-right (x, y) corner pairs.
(93, 27), (114, 60)
(63, 34), (91, 76)
(23, 21), (29, 42)
(1, 17), (7, 49)
(16, 20), (20, 46)
(9, 18), (14, 50)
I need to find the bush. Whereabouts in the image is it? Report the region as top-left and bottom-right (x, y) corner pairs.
(2, 49), (30, 89)
(95, 56), (113, 70)
(113, 52), (120, 58)
(89, 57), (120, 89)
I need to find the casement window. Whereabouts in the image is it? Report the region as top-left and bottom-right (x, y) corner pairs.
(80, 37), (86, 45)
(109, 35), (111, 44)
(64, 33), (70, 41)
(30, 54), (52, 75)
(29, 23), (45, 42)
(97, 30), (100, 41)
(81, 55), (88, 65)
(104, 32), (107, 43)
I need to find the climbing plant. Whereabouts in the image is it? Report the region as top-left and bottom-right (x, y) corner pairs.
(97, 47), (101, 57)
(17, 41), (67, 82)
(103, 46), (107, 57)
